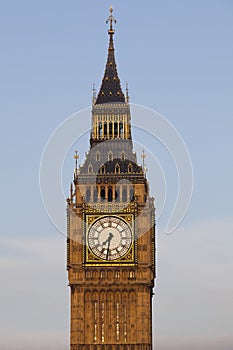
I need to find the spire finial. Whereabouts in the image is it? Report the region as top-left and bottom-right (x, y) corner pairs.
(74, 150), (79, 178)
(126, 82), (130, 104)
(141, 150), (148, 177)
(106, 6), (116, 35)
(92, 83), (96, 104)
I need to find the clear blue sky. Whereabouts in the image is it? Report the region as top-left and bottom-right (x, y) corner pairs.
(0, 1), (232, 349)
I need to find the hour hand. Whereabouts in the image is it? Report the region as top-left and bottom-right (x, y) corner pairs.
(103, 232), (113, 246)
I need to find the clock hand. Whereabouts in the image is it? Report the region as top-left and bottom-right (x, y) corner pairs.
(103, 232), (114, 246)
(106, 239), (111, 260)
(103, 232), (114, 260)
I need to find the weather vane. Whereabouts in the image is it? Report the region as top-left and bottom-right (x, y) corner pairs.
(106, 6), (117, 33)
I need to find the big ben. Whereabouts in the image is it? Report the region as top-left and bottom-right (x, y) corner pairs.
(66, 7), (156, 350)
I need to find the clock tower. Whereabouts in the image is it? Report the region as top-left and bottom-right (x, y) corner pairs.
(67, 7), (156, 350)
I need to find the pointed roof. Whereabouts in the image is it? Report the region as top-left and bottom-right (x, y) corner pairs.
(96, 7), (125, 105)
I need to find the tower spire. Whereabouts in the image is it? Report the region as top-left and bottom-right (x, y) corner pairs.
(95, 7), (125, 105)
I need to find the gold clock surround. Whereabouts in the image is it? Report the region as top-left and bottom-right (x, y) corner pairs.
(84, 214), (136, 266)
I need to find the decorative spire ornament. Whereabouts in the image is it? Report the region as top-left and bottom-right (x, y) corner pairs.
(106, 6), (117, 35)
(74, 150), (79, 179)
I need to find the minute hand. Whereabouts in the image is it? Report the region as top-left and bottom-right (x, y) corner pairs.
(105, 232), (113, 260)
(106, 239), (111, 260)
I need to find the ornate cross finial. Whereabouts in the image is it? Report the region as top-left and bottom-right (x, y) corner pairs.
(106, 6), (117, 34)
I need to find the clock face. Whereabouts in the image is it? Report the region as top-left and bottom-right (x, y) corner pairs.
(88, 216), (132, 261)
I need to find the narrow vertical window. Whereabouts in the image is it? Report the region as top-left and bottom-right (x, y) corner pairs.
(109, 122), (113, 137)
(86, 188), (91, 202)
(104, 122), (107, 137)
(114, 122), (118, 138)
(108, 187), (113, 202)
(115, 270), (120, 278)
(96, 152), (100, 161)
(100, 165), (105, 175)
(94, 302), (97, 342)
(108, 151), (113, 161)
(123, 303), (127, 342)
(119, 122), (123, 137)
(100, 188), (106, 201)
(93, 187), (98, 202)
(116, 302), (120, 341)
(128, 164), (132, 173)
(115, 164), (120, 174)
(115, 188), (120, 202)
(88, 164), (93, 174)
(130, 188), (134, 202)
(99, 122), (102, 138)
(101, 302), (105, 343)
(129, 270), (135, 279)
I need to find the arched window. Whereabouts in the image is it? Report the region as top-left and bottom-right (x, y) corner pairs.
(100, 270), (105, 279)
(86, 188), (91, 202)
(115, 270), (120, 278)
(108, 151), (113, 161)
(129, 270), (135, 279)
(115, 164), (120, 174)
(128, 163), (132, 173)
(96, 152), (100, 161)
(100, 188), (106, 201)
(88, 164), (93, 174)
(108, 187), (113, 202)
(99, 122), (102, 138)
(100, 165), (105, 175)
(121, 151), (126, 161)
(122, 187), (127, 202)
(93, 187), (98, 202)
(104, 122), (107, 137)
